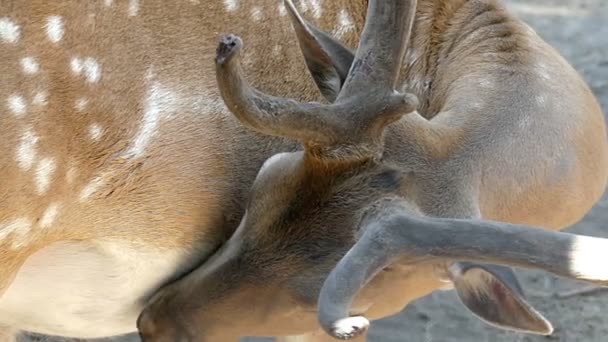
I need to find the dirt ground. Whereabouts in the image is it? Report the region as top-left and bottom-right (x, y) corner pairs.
(20, 0), (608, 341)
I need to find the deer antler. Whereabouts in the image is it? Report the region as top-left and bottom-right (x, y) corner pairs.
(317, 199), (608, 339)
(214, 0), (419, 160)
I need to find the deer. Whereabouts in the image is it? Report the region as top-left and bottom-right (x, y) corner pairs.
(135, 0), (608, 341)
(0, 0), (606, 342)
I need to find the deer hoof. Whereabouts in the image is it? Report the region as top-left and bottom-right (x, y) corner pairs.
(330, 316), (369, 340)
(215, 34), (242, 64)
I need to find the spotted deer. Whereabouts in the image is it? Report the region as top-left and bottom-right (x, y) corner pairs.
(0, 0), (606, 341)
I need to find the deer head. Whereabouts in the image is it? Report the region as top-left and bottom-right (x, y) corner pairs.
(137, 0), (608, 340)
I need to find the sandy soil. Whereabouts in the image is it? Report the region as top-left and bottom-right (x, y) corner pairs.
(20, 0), (608, 341)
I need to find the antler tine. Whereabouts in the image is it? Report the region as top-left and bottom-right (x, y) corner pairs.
(215, 35), (345, 145)
(318, 200), (608, 339)
(338, 0), (418, 99)
(215, 1), (419, 159)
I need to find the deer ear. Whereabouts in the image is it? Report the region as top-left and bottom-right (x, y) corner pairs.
(285, 0), (354, 102)
(449, 262), (554, 335)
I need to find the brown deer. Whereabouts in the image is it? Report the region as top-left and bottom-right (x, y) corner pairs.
(0, 1), (606, 342)
(136, 0), (608, 341)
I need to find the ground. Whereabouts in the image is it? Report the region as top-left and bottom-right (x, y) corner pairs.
(21, 0), (608, 341)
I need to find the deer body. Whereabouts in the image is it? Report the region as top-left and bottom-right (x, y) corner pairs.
(0, 0), (606, 341)
(0, 0), (292, 337)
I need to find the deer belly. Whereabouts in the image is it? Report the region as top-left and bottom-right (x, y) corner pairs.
(0, 241), (186, 338)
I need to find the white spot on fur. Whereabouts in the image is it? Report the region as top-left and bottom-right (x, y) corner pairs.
(278, 2), (287, 16)
(297, 0), (309, 12)
(71, 57), (101, 83)
(104, 0), (114, 7)
(45, 16), (64, 43)
(33, 91), (48, 107)
(124, 70), (178, 159)
(0, 218), (33, 248)
(569, 236), (608, 282)
(470, 101), (484, 110)
(88, 123), (103, 141)
(35, 158), (57, 194)
(21, 57), (40, 74)
(39, 203), (60, 229)
(66, 166), (78, 185)
(478, 79), (494, 89)
(536, 94), (548, 106)
(223, 0), (238, 12)
(128, 0), (140, 16)
(75, 98), (88, 112)
(536, 62), (552, 81)
(71, 57), (83, 75)
(16, 128), (39, 170)
(307, 0), (322, 18)
(83, 58), (101, 83)
(79, 176), (106, 202)
(272, 45), (282, 57)
(0, 18), (20, 43)
(7, 95), (26, 117)
(0, 218), (33, 249)
(333, 9), (354, 38)
(251, 6), (263, 22)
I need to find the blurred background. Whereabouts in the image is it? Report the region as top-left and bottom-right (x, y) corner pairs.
(21, 0), (608, 341)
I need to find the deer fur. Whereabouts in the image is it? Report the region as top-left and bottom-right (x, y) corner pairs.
(0, 0), (606, 341)
(137, 0), (608, 341)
